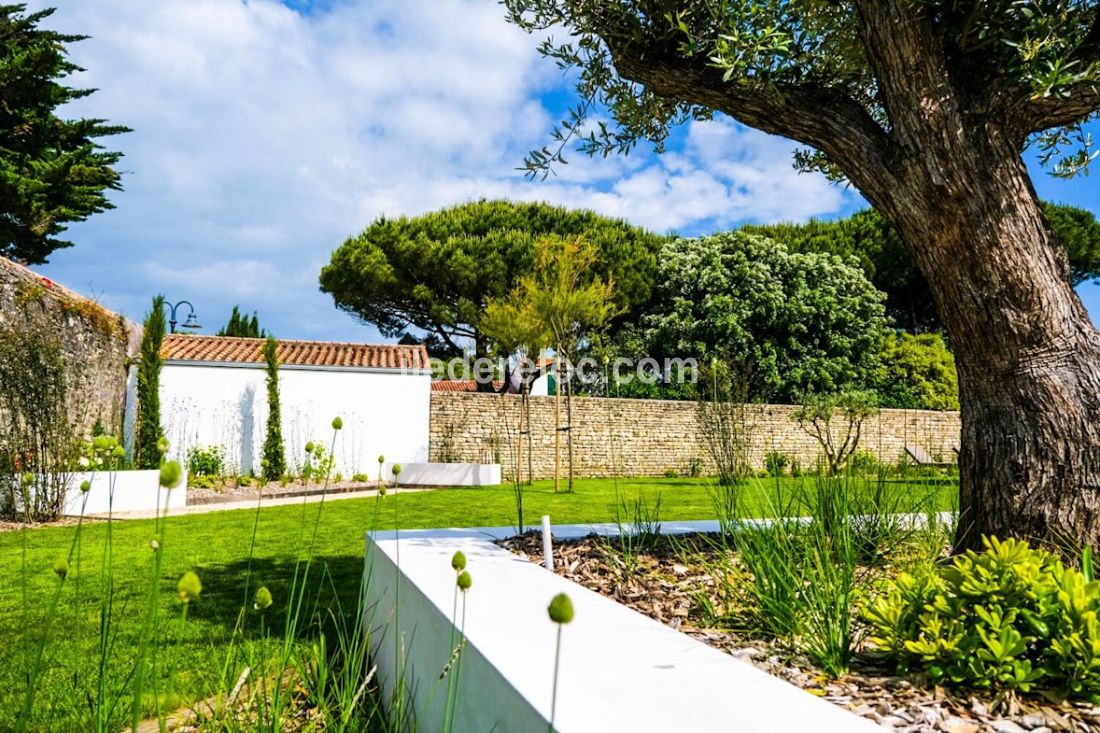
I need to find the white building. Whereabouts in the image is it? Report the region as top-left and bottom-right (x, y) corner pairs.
(152, 334), (431, 477)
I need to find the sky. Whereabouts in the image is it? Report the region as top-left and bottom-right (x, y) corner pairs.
(26, 0), (1100, 342)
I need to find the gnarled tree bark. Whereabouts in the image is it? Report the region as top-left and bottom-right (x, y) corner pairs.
(595, 0), (1100, 550)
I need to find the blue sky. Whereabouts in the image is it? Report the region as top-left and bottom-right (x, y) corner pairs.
(28, 0), (1100, 341)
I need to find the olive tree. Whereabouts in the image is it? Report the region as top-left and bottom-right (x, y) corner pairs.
(505, 0), (1100, 551)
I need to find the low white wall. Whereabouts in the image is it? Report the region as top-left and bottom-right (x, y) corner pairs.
(154, 363), (431, 478)
(363, 528), (881, 732)
(382, 462), (500, 487)
(15, 470), (187, 516)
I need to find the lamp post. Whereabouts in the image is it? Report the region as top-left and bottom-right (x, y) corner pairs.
(162, 300), (202, 334)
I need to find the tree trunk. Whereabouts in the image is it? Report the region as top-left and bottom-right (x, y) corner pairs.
(877, 127), (1100, 553)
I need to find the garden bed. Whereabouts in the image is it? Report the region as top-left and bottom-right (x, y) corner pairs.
(500, 532), (1100, 733)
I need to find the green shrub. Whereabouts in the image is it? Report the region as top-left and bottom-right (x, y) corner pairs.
(663, 468), (679, 479)
(849, 450), (879, 475)
(135, 295), (166, 470)
(687, 456), (704, 478)
(764, 451), (789, 477)
(186, 445), (224, 478)
(261, 337), (285, 482)
(864, 536), (1100, 699)
(352, 473), (370, 483)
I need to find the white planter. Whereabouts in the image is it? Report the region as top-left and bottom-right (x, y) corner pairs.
(63, 470), (188, 515)
(381, 462), (500, 487)
(364, 528), (881, 732)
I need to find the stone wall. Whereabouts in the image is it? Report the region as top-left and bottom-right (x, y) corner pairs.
(0, 257), (134, 434)
(430, 392), (961, 480)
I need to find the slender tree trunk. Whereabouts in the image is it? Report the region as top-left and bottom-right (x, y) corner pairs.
(876, 128), (1100, 552)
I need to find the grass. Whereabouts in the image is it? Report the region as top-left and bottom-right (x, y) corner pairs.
(0, 475), (957, 731)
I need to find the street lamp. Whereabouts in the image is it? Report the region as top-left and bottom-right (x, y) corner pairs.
(162, 300), (202, 334)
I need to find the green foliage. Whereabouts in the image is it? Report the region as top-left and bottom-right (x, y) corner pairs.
(319, 199), (664, 356)
(216, 305), (266, 338)
(874, 331), (959, 411)
(0, 315), (84, 520)
(764, 451), (789, 478)
(135, 295), (166, 470)
(746, 204), (1100, 332)
(301, 440), (335, 483)
(507, 1), (1100, 181)
(484, 235), (621, 359)
(0, 5), (128, 264)
(646, 233), (888, 403)
(186, 445), (224, 479)
(261, 336), (285, 482)
(792, 390), (880, 475)
(865, 536), (1100, 699)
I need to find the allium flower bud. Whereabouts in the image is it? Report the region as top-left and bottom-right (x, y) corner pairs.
(391, 464), (402, 476)
(331, 416), (343, 431)
(456, 570), (472, 592)
(253, 585), (273, 611)
(159, 460), (183, 489)
(79, 480), (91, 493)
(305, 442), (315, 454)
(177, 571), (202, 604)
(378, 484), (387, 497)
(53, 558), (69, 579)
(156, 436), (170, 454)
(451, 551), (466, 572)
(112, 445), (125, 459)
(377, 455), (385, 464)
(548, 593), (574, 624)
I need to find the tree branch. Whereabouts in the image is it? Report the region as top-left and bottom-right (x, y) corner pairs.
(602, 38), (897, 196)
(1017, 82), (1100, 135)
(849, 0), (965, 159)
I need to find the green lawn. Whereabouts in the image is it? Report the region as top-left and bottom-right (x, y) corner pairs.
(0, 475), (957, 731)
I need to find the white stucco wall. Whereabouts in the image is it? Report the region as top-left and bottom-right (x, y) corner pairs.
(155, 363), (430, 477)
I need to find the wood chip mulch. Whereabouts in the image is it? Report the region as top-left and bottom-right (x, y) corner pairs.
(498, 532), (1100, 733)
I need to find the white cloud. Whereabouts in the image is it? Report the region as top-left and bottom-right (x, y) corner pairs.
(32, 0), (857, 340)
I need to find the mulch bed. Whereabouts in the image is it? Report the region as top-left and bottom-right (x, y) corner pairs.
(499, 532), (1100, 733)
(0, 516), (106, 533)
(186, 478), (380, 505)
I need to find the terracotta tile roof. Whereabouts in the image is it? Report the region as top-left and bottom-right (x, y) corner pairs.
(431, 380), (508, 393)
(162, 334), (430, 371)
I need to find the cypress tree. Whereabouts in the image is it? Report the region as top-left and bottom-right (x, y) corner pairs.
(135, 295), (166, 468)
(261, 336), (285, 481)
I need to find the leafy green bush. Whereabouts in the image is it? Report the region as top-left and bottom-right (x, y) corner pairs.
(186, 445), (224, 478)
(865, 536), (1100, 699)
(764, 451), (789, 477)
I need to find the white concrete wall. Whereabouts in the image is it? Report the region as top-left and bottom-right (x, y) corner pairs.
(156, 363), (430, 477)
(364, 528), (883, 732)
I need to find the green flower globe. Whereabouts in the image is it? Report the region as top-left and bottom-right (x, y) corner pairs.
(79, 479), (91, 493)
(53, 557), (69, 579)
(451, 551), (467, 572)
(456, 570), (472, 592)
(305, 441), (315, 454)
(331, 416), (343, 431)
(377, 454), (385, 464)
(156, 436), (170, 454)
(253, 585), (273, 611)
(391, 464), (402, 477)
(177, 571), (202, 604)
(159, 460), (183, 489)
(378, 484), (387, 496)
(548, 593), (574, 624)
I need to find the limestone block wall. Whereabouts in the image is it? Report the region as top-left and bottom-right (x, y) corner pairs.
(430, 392), (961, 480)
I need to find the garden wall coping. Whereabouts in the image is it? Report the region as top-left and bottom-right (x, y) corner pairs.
(363, 522), (886, 732)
